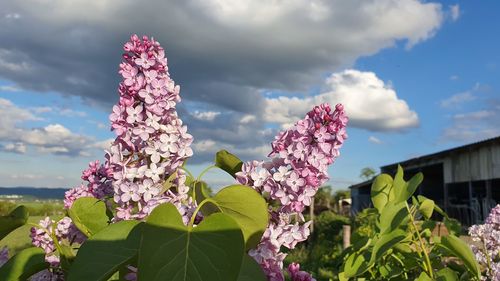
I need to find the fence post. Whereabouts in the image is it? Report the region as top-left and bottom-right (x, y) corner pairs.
(343, 225), (351, 249)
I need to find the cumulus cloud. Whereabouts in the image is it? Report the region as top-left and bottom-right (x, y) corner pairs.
(0, 98), (108, 156)
(440, 91), (476, 108)
(264, 70), (419, 132)
(440, 83), (487, 109)
(441, 108), (500, 143)
(2, 142), (27, 154)
(449, 5), (460, 22)
(368, 136), (383, 144)
(0, 0), (444, 112)
(191, 111), (221, 121)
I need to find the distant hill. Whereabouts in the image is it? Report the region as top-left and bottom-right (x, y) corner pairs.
(0, 187), (68, 199)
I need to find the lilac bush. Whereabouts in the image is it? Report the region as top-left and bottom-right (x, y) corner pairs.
(5, 35), (348, 280)
(469, 205), (500, 280)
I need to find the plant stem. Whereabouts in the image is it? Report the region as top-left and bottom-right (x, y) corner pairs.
(188, 198), (221, 228)
(406, 202), (434, 279)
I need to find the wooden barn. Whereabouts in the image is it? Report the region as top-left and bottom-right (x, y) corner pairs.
(350, 136), (500, 225)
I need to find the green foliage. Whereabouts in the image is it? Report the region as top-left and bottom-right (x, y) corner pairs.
(0, 206), (28, 240)
(285, 211), (350, 280)
(68, 197), (110, 237)
(339, 166), (481, 280)
(202, 185), (269, 250)
(214, 149), (243, 178)
(237, 255), (267, 281)
(67, 220), (141, 281)
(0, 247), (49, 280)
(139, 203), (244, 281)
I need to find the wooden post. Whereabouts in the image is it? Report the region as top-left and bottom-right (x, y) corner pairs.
(343, 225), (351, 249)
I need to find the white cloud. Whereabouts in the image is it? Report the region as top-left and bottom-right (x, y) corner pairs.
(0, 85), (21, 92)
(59, 108), (87, 117)
(191, 111), (221, 121)
(449, 5), (460, 22)
(440, 83), (485, 109)
(449, 75), (459, 81)
(0, 97), (109, 156)
(4, 13), (21, 19)
(0, 0), (445, 111)
(442, 109), (500, 143)
(440, 91), (476, 108)
(2, 142), (26, 154)
(264, 69), (419, 132)
(368, 136), (383, 144)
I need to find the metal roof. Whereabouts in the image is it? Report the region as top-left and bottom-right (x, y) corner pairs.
(381, 135), (500, 171)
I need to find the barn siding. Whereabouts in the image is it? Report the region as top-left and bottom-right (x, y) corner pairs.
(443, 143), (500, 183)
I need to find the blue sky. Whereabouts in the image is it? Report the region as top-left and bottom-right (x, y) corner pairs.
(0, 0), (498, 190)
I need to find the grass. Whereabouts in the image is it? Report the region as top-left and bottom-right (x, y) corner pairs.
(1, 200), (64, 256)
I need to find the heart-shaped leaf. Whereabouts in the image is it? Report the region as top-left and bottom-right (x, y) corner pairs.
(204, 185), (268, 250)
(237, 255), (266, 281)
(0, 205), (28, 240)
(138, 203), (245, 281)
(68, 197), (109, 237)
(215, 150), (243, 178)
(67, 220), (141, 281)
(0, 247), (48, 281)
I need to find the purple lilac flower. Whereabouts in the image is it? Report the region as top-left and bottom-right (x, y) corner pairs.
(469, 204), (500, 280)
(238, 103), (348, 280)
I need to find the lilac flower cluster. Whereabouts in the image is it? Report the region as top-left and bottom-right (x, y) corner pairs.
(469, 205), (500, 280)
(64, 160), (113, 209)
(30, 217), (85, 266)
(107, 34), (194, 220)
(288, 263), (317, 281)
(237, 103), (348, 281)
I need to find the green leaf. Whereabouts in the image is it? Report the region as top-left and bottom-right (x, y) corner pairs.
(370, 229), (406, 263)
(439, 235), (480, 279)
(67, 220), (141, 281)
(0, 247), (49, 280)
(371, 174), (394, 212)
(237, 255), (266, 281)
(436, 267), (459, 281)
(418, 197), (435, 219)
(415, 272), (433, 281)
(343, 252), (371, 278)
(160, 170), (179, 194)
(378, 201), (408, 234)
(138, 203), (245, 281)
(205, 185), (268, 250)
(396, 172), (423, 203)
(215, 150), (243, 178)
(0, 206), (28, 240)
(68, 197), (109, 237)
(194, 181), (211, 204)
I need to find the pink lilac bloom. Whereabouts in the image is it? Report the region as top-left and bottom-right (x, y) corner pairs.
(107, 35), (194, 221)
(469, 204), (500, 281)
(237, 103), (348, 280)
(288, 263), (316, 281)
(30, 216), (86, 267)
